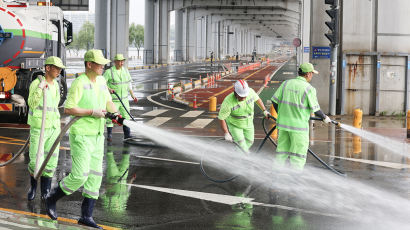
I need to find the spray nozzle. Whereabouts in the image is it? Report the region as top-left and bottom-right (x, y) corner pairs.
(331, 120), (341, 127)
(105, 112), (125, 125)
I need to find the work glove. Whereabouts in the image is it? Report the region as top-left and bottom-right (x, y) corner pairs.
(38, 80), (47, 90)
(91, 109), (106, 118)
(224, 132), (233, 142)
(133, 97), (138, 104)
(323, 115), (332, 124)
(263, 110), (270, 118)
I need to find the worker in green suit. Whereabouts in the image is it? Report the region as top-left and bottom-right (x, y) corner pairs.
(27, 56), (65, 201)
(271, 62), (331, 170)
(104, 54), (137, 142)
(100, 146), (135, 215)
(218, 80), (269, 152)
(45, 49), (118, 229)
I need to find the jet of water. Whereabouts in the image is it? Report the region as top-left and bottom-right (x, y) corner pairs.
(124, 120), (410, 229)
(340, 124), (410, 158)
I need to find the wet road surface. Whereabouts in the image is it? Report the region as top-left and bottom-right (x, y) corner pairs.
(0, 57), (409, 229)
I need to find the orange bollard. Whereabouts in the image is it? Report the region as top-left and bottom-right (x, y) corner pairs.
(270, 104), (278, 140)
(353, 135), (362, 154)
(407, 110), (410, 138)
(171, 88), (175, 100)
(353, 108), (362, 128)
(209, 96), (217, 112)
(193, 94), (198, 109)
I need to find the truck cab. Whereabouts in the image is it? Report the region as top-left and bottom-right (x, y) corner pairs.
(0, 1), (72, 122)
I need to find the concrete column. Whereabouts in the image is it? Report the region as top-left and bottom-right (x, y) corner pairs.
(217, 21), (221, 60)
(187, 9), (196, 61)
(94, 0), (110, 59)
(110, 0), (129, 63)
(174, 9), (183, 62)
(301, 0), (311, 63)
(144, 0), (154, 64)
(226, 25), (230, 55)
(158, 0), (169, 64)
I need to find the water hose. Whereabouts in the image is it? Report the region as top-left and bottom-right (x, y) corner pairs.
(34, 116), (80, 180)
(112, 91), (136, 122)
(258, 115), (346, 177)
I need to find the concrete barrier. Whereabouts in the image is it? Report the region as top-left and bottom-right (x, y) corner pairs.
(193, 80), (202, 88)
(183, 82), (192, 91)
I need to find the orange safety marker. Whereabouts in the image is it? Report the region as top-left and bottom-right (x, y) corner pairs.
(193, 94), (198, 109)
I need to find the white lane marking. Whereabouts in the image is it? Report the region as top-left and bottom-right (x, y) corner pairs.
(181, 110), (204, 118)
(185, 119), (213, 129)
(142, 109), (168, 116)
(130, 184), (254, 205)
(0, 219), (36, 229)
(147, 91), (186, 111)
(128, 184), (342, 218)
(135, 155), (199, 165)
(282, 72), (294, 75)
(323, 155), (410, 169)
(145, 117), (172, 127)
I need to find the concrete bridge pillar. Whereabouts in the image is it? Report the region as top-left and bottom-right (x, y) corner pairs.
(144, 0), (154, 64)
(174, 9), (183, 62)
(95, 0), (129, 62)
(158, 0), (169, 64)
(95, 0), (110, 58)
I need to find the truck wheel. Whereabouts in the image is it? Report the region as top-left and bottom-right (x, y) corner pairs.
(18, 105), (28, 123)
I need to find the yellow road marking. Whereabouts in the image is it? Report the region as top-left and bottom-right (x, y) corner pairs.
(22, 51), (44, 54)
(0, 139), (70, 151)
(0, 207), (119, 230)
(0, 136), (26, 142)
(197, 65), (270, 107)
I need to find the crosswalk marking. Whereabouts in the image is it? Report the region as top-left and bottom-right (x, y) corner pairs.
(181, 111), (204, 118)
(141, 109), (168, 116)
(145, 117), (172, 127)
(184, 119), (213, 129)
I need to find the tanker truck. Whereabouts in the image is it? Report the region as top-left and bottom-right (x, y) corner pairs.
(0, 0), (72, 122)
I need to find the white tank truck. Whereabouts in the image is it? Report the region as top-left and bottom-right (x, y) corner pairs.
(0, 0), (72, 122)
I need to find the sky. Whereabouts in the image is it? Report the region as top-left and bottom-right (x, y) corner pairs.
(89, 0), (145, 25)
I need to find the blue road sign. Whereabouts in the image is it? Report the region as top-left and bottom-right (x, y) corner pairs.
(312, 47), (330, 59)
(303, 47), (310, 53)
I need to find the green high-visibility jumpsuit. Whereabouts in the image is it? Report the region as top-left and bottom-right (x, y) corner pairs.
(271, 76), (320, 170)
(100, 151), (131, 214)
(104, 66), (132, 127)
(61, 73), (112, 199)
(218, 88), (260, 152)
(27, 77), (60, 178)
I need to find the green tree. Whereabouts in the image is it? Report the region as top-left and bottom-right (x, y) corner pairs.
(67, 33), (81, 56)
(77, 21), (95, 50)
(129, 23), (144, 58)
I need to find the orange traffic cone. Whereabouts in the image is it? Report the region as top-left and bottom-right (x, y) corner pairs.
(193, 94), (198, 109)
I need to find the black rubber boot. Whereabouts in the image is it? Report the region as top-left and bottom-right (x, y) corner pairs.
(46, 185), (66, 220)
(27, 176), (37, 201)
(107, 127), (113, 142)
(40, 176), (52, 201)
(123, 125), (133, 139)
(78, 198), (102, 229)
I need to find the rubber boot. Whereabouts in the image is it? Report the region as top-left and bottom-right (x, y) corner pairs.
(40, 176), (52, 201)
(78, 198), (102, 229)
(27, 176), (37, 201)
(107, 127), (113, 142)
(123, 125), (133, 139)
(46, 185), (66, 220)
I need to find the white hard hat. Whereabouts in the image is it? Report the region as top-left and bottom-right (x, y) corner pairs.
(234, 80), (249, 97)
